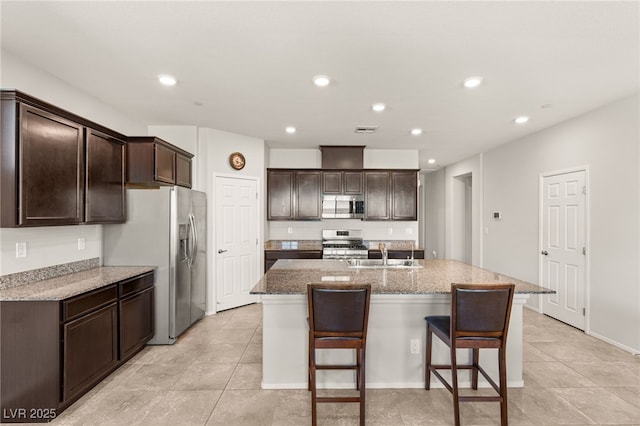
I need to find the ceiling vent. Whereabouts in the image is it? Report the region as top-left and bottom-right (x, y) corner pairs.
(354, 126), (378, 134)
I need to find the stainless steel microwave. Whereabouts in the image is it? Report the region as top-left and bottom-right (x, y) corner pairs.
(322, 195), (364, 219)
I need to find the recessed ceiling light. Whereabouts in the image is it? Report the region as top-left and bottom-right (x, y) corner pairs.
(158, 74), (177, 86)
(313, 75), (330, 87)
(372, 103), (386, 112)
(411, 128), (423, 136)
(463, 76), (483, 89)
(514, 116), (530, 124)
(285, 126), (296, 134)
(428, 158), (436, 164)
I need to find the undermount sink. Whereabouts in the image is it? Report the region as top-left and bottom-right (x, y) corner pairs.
(346, 259), (423, 269)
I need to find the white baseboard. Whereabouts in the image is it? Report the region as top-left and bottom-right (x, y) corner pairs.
(587, 330), (640, 355)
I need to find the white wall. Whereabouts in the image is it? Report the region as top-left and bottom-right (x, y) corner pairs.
(482, 93), (639, 352)
(268, 148), (420, 170)
(266, 148), (420, 242)
(197, 128), (265, 313)
(269, 149), (320, 168)
(1, 50), (146, 135)
(421, 169), (446, 259)
(0, 50), (147, 275)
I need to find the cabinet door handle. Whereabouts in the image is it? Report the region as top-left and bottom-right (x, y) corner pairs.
(541, 250), (549, 256)
(218, 249), (227, 254)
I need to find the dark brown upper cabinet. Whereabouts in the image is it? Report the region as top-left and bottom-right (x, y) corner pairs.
(364, 171), (391, 220)
(267, 170), (294, 220)
(322, 171), (363, 195)
(295, 171), (322, 219)
(364, 170), (418, 221)
(85, 129), (126, 223)
(267, 169), (321, 220)
(390, 171), (418, 221)
(175, 153), (192, 188)
(0, 90), (127, 227)
(127, 137), (193, 188)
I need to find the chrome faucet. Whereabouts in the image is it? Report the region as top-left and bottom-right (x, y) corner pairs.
(378, 242), (388, 266)
(407, 241), (415, 265)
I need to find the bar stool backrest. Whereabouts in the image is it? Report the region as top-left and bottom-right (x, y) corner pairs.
(452, 284), (515, 341)
(308, 284), (371, 339)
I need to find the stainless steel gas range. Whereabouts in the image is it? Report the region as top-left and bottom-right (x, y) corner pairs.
(321, 229), (368, 259)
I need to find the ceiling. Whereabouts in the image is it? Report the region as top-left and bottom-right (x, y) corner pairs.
(1, 1), (638, 170)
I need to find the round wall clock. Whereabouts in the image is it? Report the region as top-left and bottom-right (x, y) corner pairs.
(229, 152), (246, 170)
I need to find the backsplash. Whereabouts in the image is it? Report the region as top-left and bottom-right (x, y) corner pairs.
(267, 220), (418, 242)
(0, 257), (100, 290)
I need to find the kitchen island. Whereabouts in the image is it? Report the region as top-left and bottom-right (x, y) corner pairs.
(250, 259), (551, 390)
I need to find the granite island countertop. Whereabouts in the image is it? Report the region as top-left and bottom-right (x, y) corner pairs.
(0, 266), (155, 301)
(250, 259), (551, 295)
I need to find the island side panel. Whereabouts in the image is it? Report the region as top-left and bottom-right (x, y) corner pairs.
(261, 293), (528, 389)
(261, 295), (309, 388)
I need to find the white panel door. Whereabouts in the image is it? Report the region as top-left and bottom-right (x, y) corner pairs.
(541, 170), (586, 329)
(215, 176), (258, 311)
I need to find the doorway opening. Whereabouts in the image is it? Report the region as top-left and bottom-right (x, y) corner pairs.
(452, 173), (472, 264)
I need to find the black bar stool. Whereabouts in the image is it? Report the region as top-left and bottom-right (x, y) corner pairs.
(307, 284), (371, 426)
(425, 283), (515, 426)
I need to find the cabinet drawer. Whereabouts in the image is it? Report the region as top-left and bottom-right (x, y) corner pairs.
(119, 272), (154, 298)
(62, 285), (117, 322)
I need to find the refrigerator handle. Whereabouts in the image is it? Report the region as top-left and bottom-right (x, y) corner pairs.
(189, 213), (198, 266)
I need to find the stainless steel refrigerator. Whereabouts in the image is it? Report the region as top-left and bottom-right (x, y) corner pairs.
(103, 186), (206, 344)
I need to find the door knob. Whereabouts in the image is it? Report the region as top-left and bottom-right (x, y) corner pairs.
(218, 249), (227, 254)
(541, 250), (549, 256)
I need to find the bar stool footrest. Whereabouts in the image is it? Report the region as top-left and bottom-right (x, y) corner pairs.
(317, 396), (361, 403)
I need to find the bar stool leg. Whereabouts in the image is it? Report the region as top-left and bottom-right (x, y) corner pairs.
(308, 333), (312, 392)
(471, 348), (479, 390)
(425, 324), (433, 390)
(451, 347), (461, 426)
(499, 348), (508, 426)
(359, 347), (366, 426)
(310, 347), (317, 426)
(356, 348), (361, 391)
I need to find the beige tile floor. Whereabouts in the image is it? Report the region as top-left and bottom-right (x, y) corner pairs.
(51, 304), (640, 425)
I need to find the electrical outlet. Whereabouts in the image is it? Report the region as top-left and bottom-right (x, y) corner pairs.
(287, 227), (293, 234)
(387, 228), (393, 235)
(410, 338), (420, 355)
(16, 242), (27, 258)
(78, 237), (86, 250)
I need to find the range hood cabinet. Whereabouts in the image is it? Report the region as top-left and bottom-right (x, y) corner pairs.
(320, 146), (364, 169)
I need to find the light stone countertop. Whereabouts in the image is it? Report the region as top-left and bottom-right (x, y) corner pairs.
(250, 259), (551, 295)
(0, 266), (155, 301)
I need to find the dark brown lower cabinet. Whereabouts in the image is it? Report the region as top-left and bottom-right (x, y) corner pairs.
(0, 271), (154, 423)
(62, 303), (118, 403)
(369, 249), (425, 260)
(119, 286), (154, 361)
(265, 250), (322, 272)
